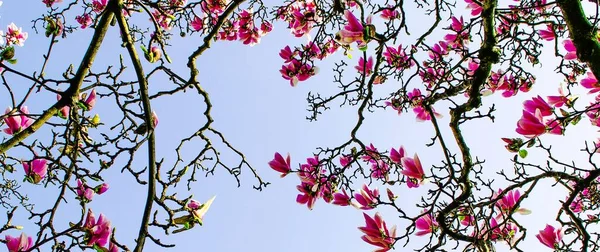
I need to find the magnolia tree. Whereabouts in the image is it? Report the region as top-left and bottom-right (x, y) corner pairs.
(0, 0), (274, 251)
(2, 0), (600, 251)
(268, 0), (600, 251)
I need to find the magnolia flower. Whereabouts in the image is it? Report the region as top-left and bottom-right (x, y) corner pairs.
(355, 56), (373, 76)
(415, 213), (438, 236)
(494, 189), (531, 216)
(563, 39), (577, 60)
(95, 183), (109, 195)
(538, 24), (555, 41)
(173, 196), (216, 233)
(515, 109), (546, 138)
(191, 16), (203, 31)
(76, 14), (93, 29)
(389, 146), (406, 164)
(6, 23), (27, 46)
(23, 159), (48, 184)
(353, 184), (379, 210)
(335, 10), (367, 48)
(3, 107), (33, 135)
(80, 89), (97, 111)
(5, 233), (33, 252)
(332, 189), (351, 206)
(536, 224), (562, 249)
(401, 154), (425, 188)
(77, 179), (94, 202)
(83, 209), (111, 247)
(359, 212), (396, 252)
(268, 152), (291, 177)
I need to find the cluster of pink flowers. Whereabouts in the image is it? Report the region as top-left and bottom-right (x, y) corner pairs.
(76, 179), (109, 203)
(444, 16), (469, 50)
(276, 0), (319, 37)
(214, 9), (272, 46)
(359, 144), (389, 179)
(516, 95), (563, 138)
(3, 107), (33, 135)
(405, 88), (442, 122)
(484, 69), (533, 97)
(383, 44), (414, 71)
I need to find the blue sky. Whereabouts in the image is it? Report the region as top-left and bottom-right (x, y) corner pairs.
(1, 1), (600, 251)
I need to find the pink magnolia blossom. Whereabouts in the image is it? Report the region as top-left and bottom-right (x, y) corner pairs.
(92, 0), (107, 12)
(383, 45), (413, 70)
(75, 14), (93, 29)
(466, 59), (479, 76)
(361, 143), (380, 162)
(5, 233), (33, 252)
(465, 0), (482, 16)
(187, 196), (215, 223)
(523, 96), (553, 116)
(547, 87), (568, 107)
(332, 189), (351, 206)
(359, 212), (396, 252)
(279, 59), (316, 87)
(259, 21), (273, 36)
(494, 189), (531, 216)
(23, 159), (48, 184)
(339, 155), (352, 167)
(83, 209), (111, 247)
(3, 107), (33, 135)
(401, 154), (425, 188)
(108, 243), (119, 252)
(389, 146), (405, 163)
(80, 89), (97, 111)
(279, 46), (297, 63)
(77, 179), (95, 202)
(56, 93), (70, 119)
(563, 39), (577, 60)
(296, 181), (318, 210)
(581, 72), (600, 93)
(151, 111), (159, 128)
(515, 109), (546, 138)
(191, 16), (204, 31)
(202, 0), (228, 14)
(42, 0), (62, 7)
(536, 224), (563, 249)
(355, 56), (374, 76)
(381, 6), (399, 20)
(415, 213), (438, 236)
(335, 10), (366, 48)
(488, 218), (519, 243)
(95, 183), (109, 195)
(268, 152), (291, 177)
(353, 184), (379, 210)
(370, 160), (389, 179)
(538, 24), (555, 41)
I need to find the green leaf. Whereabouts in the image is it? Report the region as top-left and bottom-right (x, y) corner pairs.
(518, 149), (528, 158)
